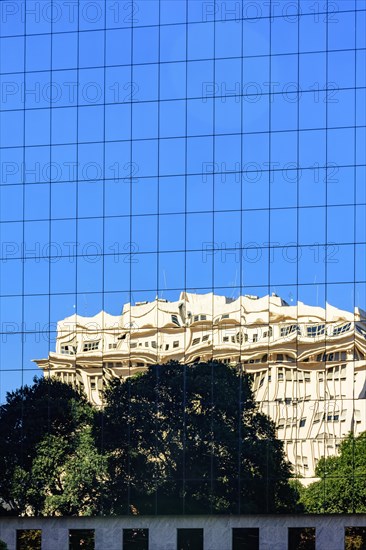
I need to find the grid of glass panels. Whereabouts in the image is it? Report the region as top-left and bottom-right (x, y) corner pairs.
(0, 0), (365, 516)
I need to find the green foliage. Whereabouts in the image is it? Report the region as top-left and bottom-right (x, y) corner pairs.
(11, 427), (108, 516)
(0, 377), (108, 516)
(0, 364), (298, 516)
(0, 540), (8, 550)
(301, 432), (366, 513)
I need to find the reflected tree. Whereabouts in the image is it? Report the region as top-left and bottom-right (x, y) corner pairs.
(102, 361), (298, 514)
(301, 433), (366, 513)
(0, 364), (299, 516)
(0, 377), (108, 516)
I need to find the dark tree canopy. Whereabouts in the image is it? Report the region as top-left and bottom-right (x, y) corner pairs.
(102, 361), (298, 515)
(0, 363), (299, 516)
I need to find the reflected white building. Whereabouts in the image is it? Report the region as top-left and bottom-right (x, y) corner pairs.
(35, 292), (366, 480)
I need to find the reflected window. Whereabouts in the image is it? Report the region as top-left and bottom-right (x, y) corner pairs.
(61, 344), (77, 355)
(280, 325), (299, 337)
(307, 325), (325, 337)
(332, 323), (351, 336)
(83, 341), (100, 352)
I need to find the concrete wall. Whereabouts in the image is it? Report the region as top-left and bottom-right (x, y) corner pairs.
(1, 514), (366, 550)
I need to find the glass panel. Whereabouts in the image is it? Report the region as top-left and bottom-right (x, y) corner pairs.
(0, 0), (364, 522)
(16, 530), (41, 550)
(69, 530), (95, 550)
(177, 529), (204, 550)
(345, 527), (366, 550)
(288, 528), (315, 550)
(123, 529), (149, 550)
(232, 528), (259, 550)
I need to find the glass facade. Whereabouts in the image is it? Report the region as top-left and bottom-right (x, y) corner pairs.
(0, 0), (366, 517)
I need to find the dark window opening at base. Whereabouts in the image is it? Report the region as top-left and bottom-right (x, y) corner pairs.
(288, 528), (315, 550)
(345, 527), (366, 549)
(69, 529), (95, 550)
(232, 528), (259, 550)
(177, 528), (203, 550)
(16, 530), (41, 550)
(123, 528), (149, 550)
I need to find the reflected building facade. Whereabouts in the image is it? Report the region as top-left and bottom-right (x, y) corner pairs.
(35, 291), (366, 479)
